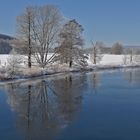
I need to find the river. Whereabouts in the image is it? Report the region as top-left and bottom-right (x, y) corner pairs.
(0, 68), (140, 140)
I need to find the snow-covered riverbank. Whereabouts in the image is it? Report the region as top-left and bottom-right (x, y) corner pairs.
(0, 54), (140, 82)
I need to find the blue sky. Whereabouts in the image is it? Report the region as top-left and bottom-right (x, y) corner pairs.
(0, 0), (140, 47)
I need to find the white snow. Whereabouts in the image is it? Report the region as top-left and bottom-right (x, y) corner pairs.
(0, 53), (54, 67)
(0, 53), (140, 81)
(99, 55), (124, 65)
(0, 54), (139, 67)
(0, 54), (9, 66)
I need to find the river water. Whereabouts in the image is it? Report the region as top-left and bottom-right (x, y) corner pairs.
(0, 68), (140, 140)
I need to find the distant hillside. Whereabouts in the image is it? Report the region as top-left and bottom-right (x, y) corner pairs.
(0, 34), (14, 54)
(0, 34), (14, 40)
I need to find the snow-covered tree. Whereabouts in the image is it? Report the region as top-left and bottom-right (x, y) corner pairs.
(7, 51), (23, 78)
(90, 41), (103, 64)
(56, 19), (86, 67)
(16, 7), (34, 68)
(31, 5), (62, 68)
(16, 5), (62, 68)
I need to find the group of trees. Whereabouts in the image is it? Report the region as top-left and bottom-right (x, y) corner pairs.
(8, 4), (140, 70)
(6, 74), (84, 139)
(89, 41), (140, 65)
(15, 5), (85, 69)
(89, 41), (124, 64)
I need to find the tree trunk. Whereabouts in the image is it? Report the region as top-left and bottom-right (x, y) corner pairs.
(28, 35), (31, 68)
(28, 12), (31, 68)
(69, 60), (72, 68)
(93, 47), (96, 64)
(94, 55), (96, 64)
(130, 50), (133, 63)
(28, 50), (31, 68)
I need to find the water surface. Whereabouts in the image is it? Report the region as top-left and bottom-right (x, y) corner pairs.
(0, 68), (140, 140)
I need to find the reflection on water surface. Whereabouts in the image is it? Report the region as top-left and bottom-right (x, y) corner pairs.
(0, 68), (140, 140)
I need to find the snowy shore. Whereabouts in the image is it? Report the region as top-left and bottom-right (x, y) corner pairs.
(0, 54), (140, 82)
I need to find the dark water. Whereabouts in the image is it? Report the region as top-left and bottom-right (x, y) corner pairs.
(0, 68), (140, 140)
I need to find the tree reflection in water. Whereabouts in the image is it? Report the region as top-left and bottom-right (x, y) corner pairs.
(123, 68), (140, 85)
(92, 72), (100, 94)
(86, 72), (101, 95)
(2, 69), (140, 140)
(5, 74), (86, 140)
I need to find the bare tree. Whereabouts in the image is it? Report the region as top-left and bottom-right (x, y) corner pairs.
(56, 19), (84, 67)
(90, 41), (103, 64)
(111, 42), (123, 54)
(16, 7), (34, 68)
(123, 48), (138, 64)
(16, 5), (62, 68)
(128, 48), (140, 64)
(30, 5), (62, 68)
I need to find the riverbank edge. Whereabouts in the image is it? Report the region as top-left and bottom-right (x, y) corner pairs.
(0, 64), (140, 84)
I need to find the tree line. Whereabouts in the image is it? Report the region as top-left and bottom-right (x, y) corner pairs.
(13, 5), (86, 68)
(9, 4), (140, 70)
